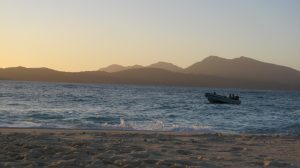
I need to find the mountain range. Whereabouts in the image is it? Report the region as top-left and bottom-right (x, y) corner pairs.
(99, 62), (183, 73)
(1, 56), (300, 90)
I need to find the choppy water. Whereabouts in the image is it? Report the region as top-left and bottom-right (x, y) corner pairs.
(0, 80), (299, 134)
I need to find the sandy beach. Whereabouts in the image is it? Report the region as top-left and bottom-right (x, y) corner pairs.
(0, 128), (299, 168)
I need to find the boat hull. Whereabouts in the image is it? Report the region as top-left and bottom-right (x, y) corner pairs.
(205, 93), (241, 105)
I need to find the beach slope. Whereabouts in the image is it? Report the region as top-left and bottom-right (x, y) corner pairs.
(0, 128), (299, 167)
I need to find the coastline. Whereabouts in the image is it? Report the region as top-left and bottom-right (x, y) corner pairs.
(0, 128), (299, 167)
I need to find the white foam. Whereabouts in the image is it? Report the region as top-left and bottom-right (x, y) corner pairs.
(97, 118), (214, 133)
(97, 118), (135, 130)
(0, 118), (215, 133)
(151, 120), (165, 131)
(0, 121), (41, 128)
(169, 124), (214, 133)
(119, 118), (134, 129)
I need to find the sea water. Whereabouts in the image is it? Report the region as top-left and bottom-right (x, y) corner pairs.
(0, 80), (299, 135)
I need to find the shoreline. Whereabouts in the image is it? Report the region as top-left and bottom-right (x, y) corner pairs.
(1, 128), (299, 167)
(1, 127), (299, 136)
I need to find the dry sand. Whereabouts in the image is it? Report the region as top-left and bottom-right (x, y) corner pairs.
(0, 128), (299, 168)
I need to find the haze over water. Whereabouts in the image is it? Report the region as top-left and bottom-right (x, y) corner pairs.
(1, 80), (299, 135)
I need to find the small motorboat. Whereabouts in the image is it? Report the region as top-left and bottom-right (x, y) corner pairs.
(205, 92), (241, 105)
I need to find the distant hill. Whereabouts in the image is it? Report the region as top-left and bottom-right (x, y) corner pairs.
(99, 61), (183, 73)
(0, 67), (111, 83)
(185, 56), (300, 86)
(1, 56), (300, 90)
(99, 64), (143, 73)
(148, 62), (183, 72)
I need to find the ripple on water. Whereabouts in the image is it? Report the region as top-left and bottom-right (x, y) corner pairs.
(0, 80), (299, 134)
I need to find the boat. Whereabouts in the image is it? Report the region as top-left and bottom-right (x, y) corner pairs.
(205, 92), (241, 105)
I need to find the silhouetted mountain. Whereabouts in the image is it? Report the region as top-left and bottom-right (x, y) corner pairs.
(185, 56), (300, 86)
(99, 64), (143, 72)
(148, 62), (183, 72)
(99, 61), (183, 73)
(1, 56), (300, 90)
(0, 67), (111, 83)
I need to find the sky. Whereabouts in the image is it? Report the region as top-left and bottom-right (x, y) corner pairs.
(1, 0), (300, 72)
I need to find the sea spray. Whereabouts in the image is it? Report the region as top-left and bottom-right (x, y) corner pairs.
(119, 118), (134, 130)
(170, 124), (214, 133)
(151, 120), (165, 131)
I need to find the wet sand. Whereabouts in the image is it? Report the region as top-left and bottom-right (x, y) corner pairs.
(0, 128), (299, 168)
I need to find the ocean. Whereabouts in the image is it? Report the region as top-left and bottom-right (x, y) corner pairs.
(0, 80), (299, 135)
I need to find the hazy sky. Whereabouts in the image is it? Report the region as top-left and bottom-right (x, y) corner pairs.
(1, 0), (300, 71)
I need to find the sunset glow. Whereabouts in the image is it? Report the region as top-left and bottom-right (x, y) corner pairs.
(1, 0), (300, 71)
